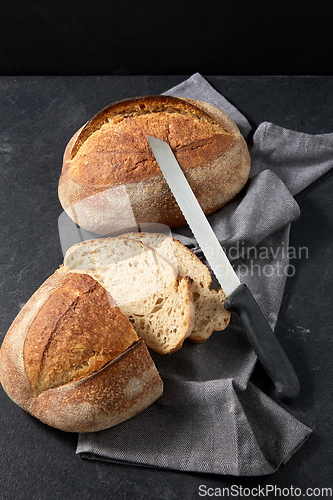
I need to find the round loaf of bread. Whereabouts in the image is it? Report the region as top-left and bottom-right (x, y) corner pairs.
(0, 268), (163, 432)
(58, 95), (251, 234)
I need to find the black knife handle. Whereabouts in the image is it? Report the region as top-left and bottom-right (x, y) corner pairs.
(224, 284), (300, 403)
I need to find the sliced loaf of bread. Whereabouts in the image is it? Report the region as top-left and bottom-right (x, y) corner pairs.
(121, 233), (230, 343)
(63, 237), (194, 354)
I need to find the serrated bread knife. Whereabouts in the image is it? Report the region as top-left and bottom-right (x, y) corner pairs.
(148, 136), (300, 402)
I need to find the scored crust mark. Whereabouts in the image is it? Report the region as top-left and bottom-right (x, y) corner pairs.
(70, 95), (233, 159)
(23, 273), (138, 396)
(0, 266), (164, 432)
(68, 95), (236, 188)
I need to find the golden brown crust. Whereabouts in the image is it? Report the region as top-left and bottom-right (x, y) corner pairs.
(0, 269), (163, 432)
(24, 273), (139, 396)
(69, 95), (232, 159)
(28, 338), (162, 433)
(58, 95), (251, 233)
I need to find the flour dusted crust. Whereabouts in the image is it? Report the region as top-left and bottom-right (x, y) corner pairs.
(0, 268), (163, 432)
(58, 95), (251, 234)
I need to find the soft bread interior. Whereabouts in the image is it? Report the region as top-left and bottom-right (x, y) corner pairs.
(63, 237), (195, 354)
(121, 233), (230, 343)
(122, 277), (194, 355)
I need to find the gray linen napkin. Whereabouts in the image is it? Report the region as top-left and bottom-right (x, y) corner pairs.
(75, 73), (333, 476)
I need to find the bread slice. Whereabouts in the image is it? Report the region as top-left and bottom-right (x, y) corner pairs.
(63, 237), (195, 354)
(120, 233), (230, 343)
(0, 269), (163, 432)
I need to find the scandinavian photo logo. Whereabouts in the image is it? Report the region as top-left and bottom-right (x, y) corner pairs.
(221, 241), (309, 279)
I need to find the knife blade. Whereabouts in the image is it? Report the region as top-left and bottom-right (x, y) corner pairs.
(148, 136), (300, 402)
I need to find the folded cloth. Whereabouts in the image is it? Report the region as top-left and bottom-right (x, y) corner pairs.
(250, 121), (333, 195)
(75, 73), (331, 476)
(165, 72), (253, 140)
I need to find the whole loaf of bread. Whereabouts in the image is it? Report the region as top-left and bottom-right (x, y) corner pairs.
(0, 269), (163, 432)
(58, 95), (251, 234)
